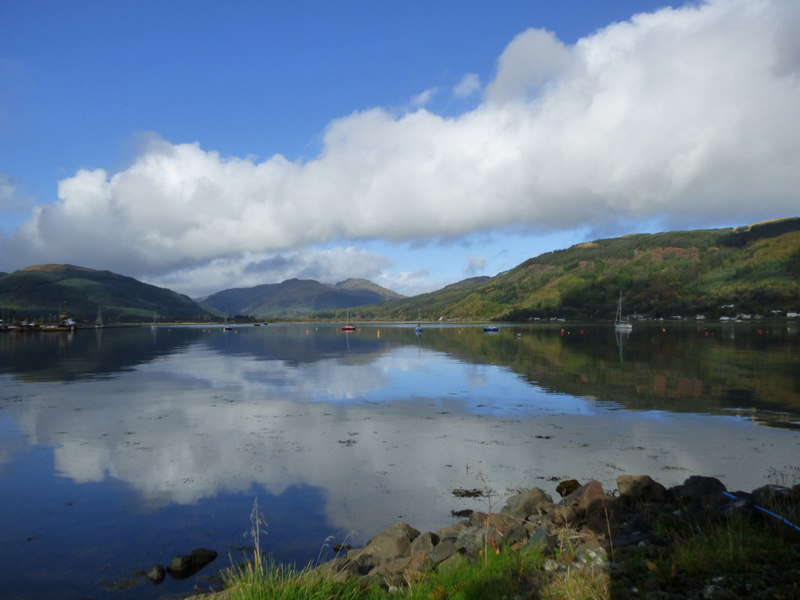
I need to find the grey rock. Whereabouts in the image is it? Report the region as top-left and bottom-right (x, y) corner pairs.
(751, 484), (791, 506)
(711, 497), (758, 519)
(554, 480), (606, 524)
(146, 565), (165, 584)
(617, 474), (667, 502)
(524, 526), (555, 552)
(364, 556), (412, 586)
(675, 476), (727, 501)
(428, 538), (458, 565)
(166, 548), (217, 580)
(502, 487), (554, 518)
(455, 525), (485, 553)
(556, 479), (582, 498)
(409, 531), (439, 557)
(363, 521), (419, 561)
(543, 558), (560, 572)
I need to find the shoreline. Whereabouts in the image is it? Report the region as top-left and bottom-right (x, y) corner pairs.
(190, 473), (800, 599)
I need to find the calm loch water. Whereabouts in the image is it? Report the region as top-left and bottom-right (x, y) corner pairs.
(1, 322), (799, 599)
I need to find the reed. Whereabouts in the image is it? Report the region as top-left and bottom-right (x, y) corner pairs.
(223, 499), (379, 600)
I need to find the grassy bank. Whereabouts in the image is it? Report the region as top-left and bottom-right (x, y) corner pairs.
(216, 488), (800, 600)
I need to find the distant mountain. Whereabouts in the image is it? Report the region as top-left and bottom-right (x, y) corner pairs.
(0, 264), (216, 324)
(4, 217), (797, 325)
(201, 277), (404, 318)
(357, 217), (800, 322)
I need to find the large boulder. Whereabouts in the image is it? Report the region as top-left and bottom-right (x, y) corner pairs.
(166, 548), (217, 580)
(502, 487), (554, 518)
(553, 480), (606, 525)
(427, 538), (458, 565)
(360, 521), (420, 563)
(675, 475), (727, 501)
(617, 475), (667, 502)
(673, 476), (728, 516)
(752, 484), (792, 508)
(342, 521), (421, 577)
(409, 531), (439, 557)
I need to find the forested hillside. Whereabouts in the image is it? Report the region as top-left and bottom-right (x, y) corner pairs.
(0, 265), (216, 323)
(355, 218), (800, 322)
(201, 278), (403, 318)
(3, 219), (798, 325)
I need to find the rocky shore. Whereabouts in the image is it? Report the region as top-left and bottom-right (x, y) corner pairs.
(198, 474), (800, 599)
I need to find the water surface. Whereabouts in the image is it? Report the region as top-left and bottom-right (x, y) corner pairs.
(1, 322), (798, 599)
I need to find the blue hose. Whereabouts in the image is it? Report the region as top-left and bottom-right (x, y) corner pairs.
(722, 491), (800, 533)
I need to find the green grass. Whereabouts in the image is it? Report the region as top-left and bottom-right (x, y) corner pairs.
(401, 544), (545, 600)
(540, 568), (610, 600)
(222, 495), (800, 600)
(610, 504), (800, 597)
(222, 499), (383, 600)
(224, 560), (381, 600)
(224, 542), (546, 600)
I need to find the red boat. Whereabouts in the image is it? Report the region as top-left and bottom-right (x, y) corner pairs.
(342, 308), (356, 332)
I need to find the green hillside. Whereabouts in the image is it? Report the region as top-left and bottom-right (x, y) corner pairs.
(0, 264), (216, 324)
(356, 218), (800, 322)
(3, 218), (798, 325)
(202, 277), (403, 318)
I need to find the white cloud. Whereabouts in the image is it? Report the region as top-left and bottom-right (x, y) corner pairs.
(484, 28), (573, 104)
(372, 268), (435, 299)
(453, 73), (480, 98)
(0, 174), (16, 208)
(148, 246), (395, 298)
(3, 0), (799, 292)
(410, 87), (437, 108)
(7, 339), (799, 528)
(0, 173), (33, 213)
(462, 255), (488, 277)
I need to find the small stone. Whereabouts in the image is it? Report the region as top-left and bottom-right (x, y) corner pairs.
(524, 526), (555, 552)
(543, 558), (560, 572)
(146, 565), (165, 584)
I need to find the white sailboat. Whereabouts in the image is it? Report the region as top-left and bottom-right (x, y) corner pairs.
(615, 291), (633, 330)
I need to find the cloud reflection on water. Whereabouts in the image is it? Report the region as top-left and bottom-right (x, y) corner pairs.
(2, 327), (798, 543)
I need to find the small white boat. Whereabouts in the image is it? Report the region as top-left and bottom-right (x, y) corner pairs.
(615, 291), (633, 330)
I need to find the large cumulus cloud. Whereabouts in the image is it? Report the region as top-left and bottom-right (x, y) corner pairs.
(3, 0), (799, 292)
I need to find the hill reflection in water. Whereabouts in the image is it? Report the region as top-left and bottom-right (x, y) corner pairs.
(0, 323), (797, 599)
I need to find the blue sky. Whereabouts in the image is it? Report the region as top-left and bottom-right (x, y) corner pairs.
(2, 1), (798, 297)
